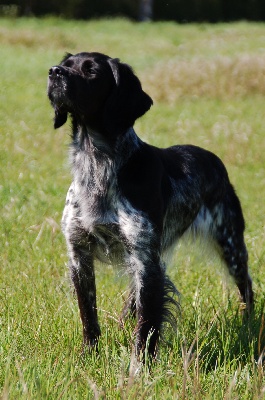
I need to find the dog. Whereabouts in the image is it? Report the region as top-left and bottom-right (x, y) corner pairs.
(47, 52), (253, 359)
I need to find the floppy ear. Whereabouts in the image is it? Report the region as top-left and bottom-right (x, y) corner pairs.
(108, 58), (120, 85)
(105, 58), (153, 132)
(53, 107), (68, 129)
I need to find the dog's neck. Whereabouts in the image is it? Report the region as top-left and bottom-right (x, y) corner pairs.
(69, 124), (142, 191)
(71, 121), (142, 161)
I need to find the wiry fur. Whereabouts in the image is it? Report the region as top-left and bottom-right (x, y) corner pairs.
(47, 52), (253, 359)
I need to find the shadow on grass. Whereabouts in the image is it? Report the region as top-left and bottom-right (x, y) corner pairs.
(161, 295), (265, 375)
(192, 299), (265, 373)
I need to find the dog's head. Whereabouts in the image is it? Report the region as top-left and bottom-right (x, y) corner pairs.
(47, 52), (153, 138)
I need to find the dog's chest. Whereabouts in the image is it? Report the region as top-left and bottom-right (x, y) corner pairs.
(71, 149), (118, 220)
(64, 146), (151, 263)
(76, 176), (119, 227)
(62, 175), (125, 262)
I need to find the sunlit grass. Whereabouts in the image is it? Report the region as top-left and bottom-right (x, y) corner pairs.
(1, 17), (265, 399)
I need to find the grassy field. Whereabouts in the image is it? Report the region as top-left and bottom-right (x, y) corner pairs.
(1, 17), (265, 399)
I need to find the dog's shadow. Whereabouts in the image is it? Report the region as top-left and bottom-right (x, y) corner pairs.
(162, 299), (265, 373)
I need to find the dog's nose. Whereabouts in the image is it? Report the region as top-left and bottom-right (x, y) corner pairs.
(49, 66), (64, 77)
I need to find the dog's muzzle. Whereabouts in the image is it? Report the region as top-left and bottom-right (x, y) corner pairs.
(48, 66), (68, 103)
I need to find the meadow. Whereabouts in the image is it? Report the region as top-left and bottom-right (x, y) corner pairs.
(1, 17), (265, 399)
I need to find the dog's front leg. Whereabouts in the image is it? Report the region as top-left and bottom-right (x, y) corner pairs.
(135, 263), (166, 358)
(68, 244), (101, 349)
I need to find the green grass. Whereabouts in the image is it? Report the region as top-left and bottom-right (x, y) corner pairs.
(1, 17), (265, 399)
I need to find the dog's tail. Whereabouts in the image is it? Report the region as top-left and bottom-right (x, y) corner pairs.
(161, 275), (180, 331)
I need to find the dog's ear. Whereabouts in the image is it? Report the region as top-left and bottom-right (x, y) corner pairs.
(106, 58), (153, 131)
(54, 108), (68, 129)
(108, 58), (120, 85)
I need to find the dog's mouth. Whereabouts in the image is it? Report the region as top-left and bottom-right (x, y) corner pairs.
(48, 65), (74, 103)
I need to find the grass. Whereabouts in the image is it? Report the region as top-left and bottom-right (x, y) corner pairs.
(1, 17), (265, 399)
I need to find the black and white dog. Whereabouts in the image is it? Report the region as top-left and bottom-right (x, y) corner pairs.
(48, 52), (253, 358)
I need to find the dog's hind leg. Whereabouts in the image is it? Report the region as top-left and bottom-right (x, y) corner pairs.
(210, 187), (254, 313)
(68, 244), (101, 349)
(216, 230), (253, 313)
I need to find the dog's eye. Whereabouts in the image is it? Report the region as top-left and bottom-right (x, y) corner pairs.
(82, 61), (95, 76)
